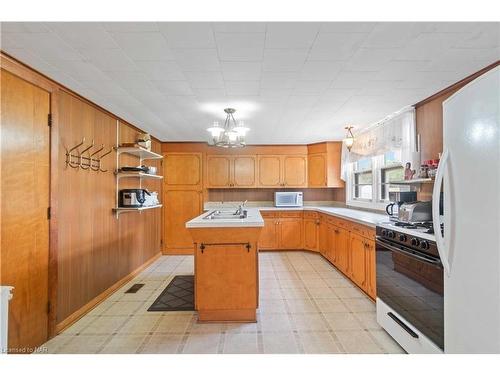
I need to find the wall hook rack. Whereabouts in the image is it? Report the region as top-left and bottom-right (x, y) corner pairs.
(79, 140), (95, 170)
(98, 148), (113, 172)
(66, 137), (85, 168)
(65, 138), (114, 172)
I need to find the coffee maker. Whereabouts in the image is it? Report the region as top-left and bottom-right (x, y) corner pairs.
(386, 191), (417, 220)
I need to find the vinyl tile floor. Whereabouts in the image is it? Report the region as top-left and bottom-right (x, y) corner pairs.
(41, 252), (405, 354)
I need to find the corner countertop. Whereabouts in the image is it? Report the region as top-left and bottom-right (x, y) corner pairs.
(203, 202), (387, 228)
(186, 208), (264, 228)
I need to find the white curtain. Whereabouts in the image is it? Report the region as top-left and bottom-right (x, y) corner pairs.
(341, 107), (417, 181)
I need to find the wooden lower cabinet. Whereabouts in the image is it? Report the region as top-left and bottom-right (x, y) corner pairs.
(318, 215), (329, 257)
(350, 232), (367, 289)
(279, 217), (303, 249)
(332, 225), (350, 275)
(259, 216), (279, 250)
(258, 211), (302, 250)
(303, 217), (319, 251)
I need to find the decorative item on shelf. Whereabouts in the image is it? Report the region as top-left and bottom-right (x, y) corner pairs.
(143, 191), (160, 207)
(136, 133), (151, 150)
(343, 125), (355, 152)
(65, 137), (113, 172)
(207, 108), (249, 148)
(418, 163), (429, 179)
(404, 162), (416, 180)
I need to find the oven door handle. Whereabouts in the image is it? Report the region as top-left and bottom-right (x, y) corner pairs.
(376, 237), (443, 268)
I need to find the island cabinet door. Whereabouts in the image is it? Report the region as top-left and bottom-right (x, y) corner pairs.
(257, 155), (282, 187)
(232, 155), (257, 188)
(349, 232), (367, 289)
(206, 155), (232, 188)
(283, 155), (307, 187)
(258, 216), (279, 250)
(279, 218), (303, 249)
(195, 243), (257, 311)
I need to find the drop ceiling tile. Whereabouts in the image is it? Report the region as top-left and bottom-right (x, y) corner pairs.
(46, 60), (112, 82)
(158, 22), (215, 48)
(221, 61), (262, 81)
(49, 23), (119, 50)
(331, 71), (377, 88)
(79, 48), (138, 71)
(361, 23), (424, 48)
(299, 61), (343, 80)
(260, 72), (298, 89)
(105, 71), (154, 89)
(212, 22), (267, 33)
(293, 80), (330, 95)
(1, 22), (51, 33)
(395, 32), (469, 61)
(343, 48), (397, 72)
(375, 60), (431, 80)
(320, 22), (378, 33)
(453, 25), (500, 48)
(262, 49), (308, 71)
(265, 22), (320, 48)
(308, 32), (368, 60)
(192, 88), (227, 100)
(171, 49), (221, 71)
(2, 48), (59, 73)
(225, 81), (260, 95)
(79, 80), (130, 96)
(133, 60), (186, 80)
(152, 80), (194, 95)
(4, 32), (82, 61)
(215, 33), (265, 61)
(322, 88), (358, 101)
(101, 22), (159, 32)
(184, 71), (225, 88)
(111, 32), (174, 61)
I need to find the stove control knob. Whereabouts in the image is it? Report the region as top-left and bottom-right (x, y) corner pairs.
(399, 234), (407, 242)
(411, 238), (420, 247)
(387, 231), (395, 239)
(381, 229), (387, 236)
(420, 241), (429, 250)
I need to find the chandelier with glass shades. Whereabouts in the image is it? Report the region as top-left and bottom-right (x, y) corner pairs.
(206, 108), (249, 148)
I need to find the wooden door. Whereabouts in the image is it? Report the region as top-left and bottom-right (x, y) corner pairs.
(195, 243), (257, 311)
(308, 153), (327, 187)
(303, 218), (318, 251)
(283, 155), (307, 187)
(164, 153), (202, 188)
(318, 216), (329, 257)
(257, 155), (282, 187)
(206, 155), (231, 188)
(349, 233), (367, 289)
(279, 218), (303, 249)
(233, 155), (256, 188)
(164, 190), (202, 253)
(365, 239), (376, 299)
(1, 69), (50, 351)
(335, 226), (350, 275)
(258, 217), (279, 250)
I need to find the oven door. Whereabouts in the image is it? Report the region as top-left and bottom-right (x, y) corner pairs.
(376, 236), (444, 350)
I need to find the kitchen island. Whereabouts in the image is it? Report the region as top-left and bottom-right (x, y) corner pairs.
(186, 208), (264, 322)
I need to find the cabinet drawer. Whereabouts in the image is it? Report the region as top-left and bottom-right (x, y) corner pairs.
(350, 223), (375, 239)
(279, 211), (303, 218)
(303, 211), (318, 219)
(326, 216), (350, 230)
(260, 211), (279, 218)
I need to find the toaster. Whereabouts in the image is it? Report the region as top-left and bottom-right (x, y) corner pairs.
(398, 201), (432, 223)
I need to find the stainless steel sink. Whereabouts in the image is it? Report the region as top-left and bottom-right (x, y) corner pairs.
(203, 210), (248, 220)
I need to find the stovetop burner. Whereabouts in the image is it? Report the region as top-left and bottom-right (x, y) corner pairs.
(391, 220), (443, 235)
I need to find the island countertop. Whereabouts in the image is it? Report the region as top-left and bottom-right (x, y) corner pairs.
(186, 208), (264, 228)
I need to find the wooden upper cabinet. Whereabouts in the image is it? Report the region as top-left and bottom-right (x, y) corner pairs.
(258, 155), (282, 187)
(206, 155), (257, 188)
(233, 155), (257, 188)
(207, 155), (232, 188)
(307, 142), (344, 188)
(283, 155), (307, 187)
(164, 153), (202, 189)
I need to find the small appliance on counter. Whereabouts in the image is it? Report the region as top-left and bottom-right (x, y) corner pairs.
(119, 189), (151, 208)
(143, 191), (159, 207)
(398, 201), (432, 223)
(274, 191), (303, 207)
(385, 191), (417, 220)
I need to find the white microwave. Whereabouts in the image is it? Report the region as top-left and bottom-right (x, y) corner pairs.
(274, 192), (303, 207)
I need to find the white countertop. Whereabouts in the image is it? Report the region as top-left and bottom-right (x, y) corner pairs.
(202, 202), (387, 228)
(186, 208), (264, 228)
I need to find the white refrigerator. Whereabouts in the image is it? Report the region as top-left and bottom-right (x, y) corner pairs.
(433, 66), (500, 353)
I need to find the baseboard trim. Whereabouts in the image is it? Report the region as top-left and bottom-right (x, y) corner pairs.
(55, 252), (162, 334)
(163, 248), (194, 255)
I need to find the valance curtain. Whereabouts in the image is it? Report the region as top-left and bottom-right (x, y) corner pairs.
(340, 107), (417, 180)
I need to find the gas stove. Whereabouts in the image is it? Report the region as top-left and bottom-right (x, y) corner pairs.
(377, 220), (437, 243)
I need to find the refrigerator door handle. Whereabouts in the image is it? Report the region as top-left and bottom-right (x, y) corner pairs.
(432, 148), (451, 276)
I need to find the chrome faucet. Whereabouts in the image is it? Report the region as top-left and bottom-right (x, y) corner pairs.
(235, 200), (248, 216)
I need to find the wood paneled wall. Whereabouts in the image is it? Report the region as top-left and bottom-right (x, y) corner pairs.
(56, 92), (163, 326)
(415, 60), (500, 200)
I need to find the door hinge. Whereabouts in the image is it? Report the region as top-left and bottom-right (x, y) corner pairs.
(47, 207), (51, 220)
(48, 113), (52, 127)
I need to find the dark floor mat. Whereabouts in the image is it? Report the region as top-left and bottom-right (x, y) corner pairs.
(147, 275), (194, 311)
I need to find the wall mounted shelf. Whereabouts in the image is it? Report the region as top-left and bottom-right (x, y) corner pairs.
(115, 171), (163, 180)
(115, 145), (163, 160)
(113, 204), (163, 217)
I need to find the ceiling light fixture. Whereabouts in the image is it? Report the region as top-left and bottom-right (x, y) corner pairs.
(207, 108), (249, 148)
(344, 126), (355, 152)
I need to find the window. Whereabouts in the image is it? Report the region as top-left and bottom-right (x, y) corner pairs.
(347, 151), (407, 210)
